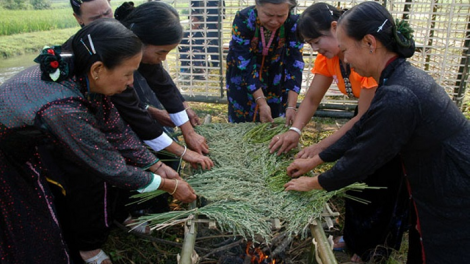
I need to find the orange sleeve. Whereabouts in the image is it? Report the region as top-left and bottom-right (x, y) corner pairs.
(349, 70), (378, 97)
(311, 54), (333, 78)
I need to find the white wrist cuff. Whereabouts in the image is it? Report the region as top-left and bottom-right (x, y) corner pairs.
(137, 173), (162, 193)
(144, 134), (173, 152)
(289, 126), (302, 136)
(170, 110), (189, 127)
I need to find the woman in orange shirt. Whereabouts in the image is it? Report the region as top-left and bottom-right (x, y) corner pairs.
(269, 4), (376, 157)
(269, 3), (408, 263)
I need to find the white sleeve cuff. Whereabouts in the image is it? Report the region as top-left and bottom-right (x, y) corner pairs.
(169, 110), (189, 127)
(143, 134), (173, 152)
(137, 173), (162, 193)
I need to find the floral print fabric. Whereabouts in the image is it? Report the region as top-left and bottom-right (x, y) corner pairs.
(226, 6), (304, 123)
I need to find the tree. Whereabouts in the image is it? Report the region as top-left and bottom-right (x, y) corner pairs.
(1, 0), (29, 9)
(30, 0), (50, 9)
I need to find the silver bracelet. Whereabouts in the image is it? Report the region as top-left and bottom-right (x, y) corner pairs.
(289, 126), (302, 136)
(254, 96), (266, 102)
(286, 106), (297, 111)
(180, 145), (187, 158)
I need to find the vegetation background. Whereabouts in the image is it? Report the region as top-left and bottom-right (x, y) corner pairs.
(0, 0), (468, 263)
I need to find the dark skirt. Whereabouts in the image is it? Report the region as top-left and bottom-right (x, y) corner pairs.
(0, 150), (70, 264)
(343, 155), (410, 262)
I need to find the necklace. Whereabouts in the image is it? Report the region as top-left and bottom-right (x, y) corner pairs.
(339, 60), (354, 98)
(260, 27), (276, 56)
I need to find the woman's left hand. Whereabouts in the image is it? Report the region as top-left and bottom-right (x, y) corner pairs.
(284, 176), (321, 192)
(285, 107), (296, 126)
(152, 162), (182, 180)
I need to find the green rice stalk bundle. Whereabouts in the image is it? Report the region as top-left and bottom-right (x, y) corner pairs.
(136, 121), (374, 241)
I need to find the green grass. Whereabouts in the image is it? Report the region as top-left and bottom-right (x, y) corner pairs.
(0, 8), (77, 36)
(0, 27), (79, 58)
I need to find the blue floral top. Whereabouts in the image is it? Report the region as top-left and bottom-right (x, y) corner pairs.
(226, 6), (304, 123)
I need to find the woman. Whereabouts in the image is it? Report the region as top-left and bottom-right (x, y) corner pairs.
(270, 4), (408, 263)
(118, 1), (212, 164)
(226, 0), (304, 124)
(285, 2), (470, 263)
(69, 0), (211, 169)
(269, 3), (377, 157)
(0, 19), (196, 264)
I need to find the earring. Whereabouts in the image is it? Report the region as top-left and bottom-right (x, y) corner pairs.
(370, 50), (373, 53)
(94, 76), (99, 80)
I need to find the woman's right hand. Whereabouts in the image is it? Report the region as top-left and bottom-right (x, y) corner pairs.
(153, 162), (182, 180)
(269, 130), (301, 156)
(183, 149), (214, 170)
(259, 104), (273, 123)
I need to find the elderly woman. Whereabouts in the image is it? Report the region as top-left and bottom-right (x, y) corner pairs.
(226, 0), (304, 124)
(285, 2), (470, 263)
(0, 19), (196, 264)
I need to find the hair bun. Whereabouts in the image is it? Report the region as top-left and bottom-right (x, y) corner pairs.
(115, 1), (135, 21)
(392, 19), (415, 58)
(393, 19), (414, 47)
(34, 46), (70, 82)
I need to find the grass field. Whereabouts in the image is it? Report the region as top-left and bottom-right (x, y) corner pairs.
(0, 8), (77, 35)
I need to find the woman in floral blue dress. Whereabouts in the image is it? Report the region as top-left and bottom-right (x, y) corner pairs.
(226, 0), (304, 124)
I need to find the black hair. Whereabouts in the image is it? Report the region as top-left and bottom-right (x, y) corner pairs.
(71, 18), (142, 77)
(255, 0), (297, 11)
(70, 0), (92, 16)
(338, 1), (415, 58)
(296, 3), (343, 42)
(114, 1), (135, 20)
(120, 1), (183, 46)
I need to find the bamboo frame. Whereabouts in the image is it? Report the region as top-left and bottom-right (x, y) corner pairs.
(171, 0), (469, 107)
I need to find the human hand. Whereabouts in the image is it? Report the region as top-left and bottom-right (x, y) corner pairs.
(286, 157), (318, 178)
(183, 149), (214, 170)
(295, 144), (325, 159)
(259, 105), (273, 123)
(186, 107), (201, 126)
(148, 107), (175, 127)
(284, 176), (320, 192)
(151, 162), (182, 180)
(285, 107), (296, 126)
(162, 178), (196, 203)
(184, 131), (209, 155)
(268, 130), (300, 156)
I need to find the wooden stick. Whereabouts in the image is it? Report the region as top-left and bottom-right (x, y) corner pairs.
(179, 201), (198, 264)
(309, 221), (337, 264)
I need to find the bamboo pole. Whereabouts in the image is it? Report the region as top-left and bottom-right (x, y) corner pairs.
(179, 201), (198, 264)
(181, 94), (355, 118)
(309, 221), (337, 264)
(179, 114), (214, 264)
